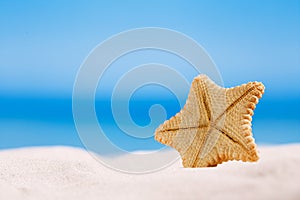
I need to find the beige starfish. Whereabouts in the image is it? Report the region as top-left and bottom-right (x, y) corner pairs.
(155, 74), (265, 167)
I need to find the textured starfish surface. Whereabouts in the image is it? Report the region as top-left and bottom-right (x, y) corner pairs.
(155, 74), (265, 167)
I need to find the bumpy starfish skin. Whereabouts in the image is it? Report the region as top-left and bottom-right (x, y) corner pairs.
(155, 75), (265, 167)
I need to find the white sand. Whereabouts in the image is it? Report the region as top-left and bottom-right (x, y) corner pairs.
(0, 145), (300, 200)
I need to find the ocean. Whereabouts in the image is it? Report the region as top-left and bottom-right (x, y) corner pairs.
(0, 94), (299, 151)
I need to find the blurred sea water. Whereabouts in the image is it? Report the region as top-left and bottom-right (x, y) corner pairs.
(0, 94), (299, 152)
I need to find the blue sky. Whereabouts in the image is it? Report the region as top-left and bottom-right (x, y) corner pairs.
(0, 0), (299, 98)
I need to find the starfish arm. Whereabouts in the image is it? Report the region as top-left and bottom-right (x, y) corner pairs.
(155, 75), (208, 147)
(215, 81), (265, 162)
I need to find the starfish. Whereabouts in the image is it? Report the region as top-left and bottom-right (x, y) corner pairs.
(155, 74), (265, 167)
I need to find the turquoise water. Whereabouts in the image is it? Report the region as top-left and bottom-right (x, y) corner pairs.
(0, 95), (299, 151)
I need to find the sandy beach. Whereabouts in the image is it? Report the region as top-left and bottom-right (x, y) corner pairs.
(0, 144), (299, 200)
